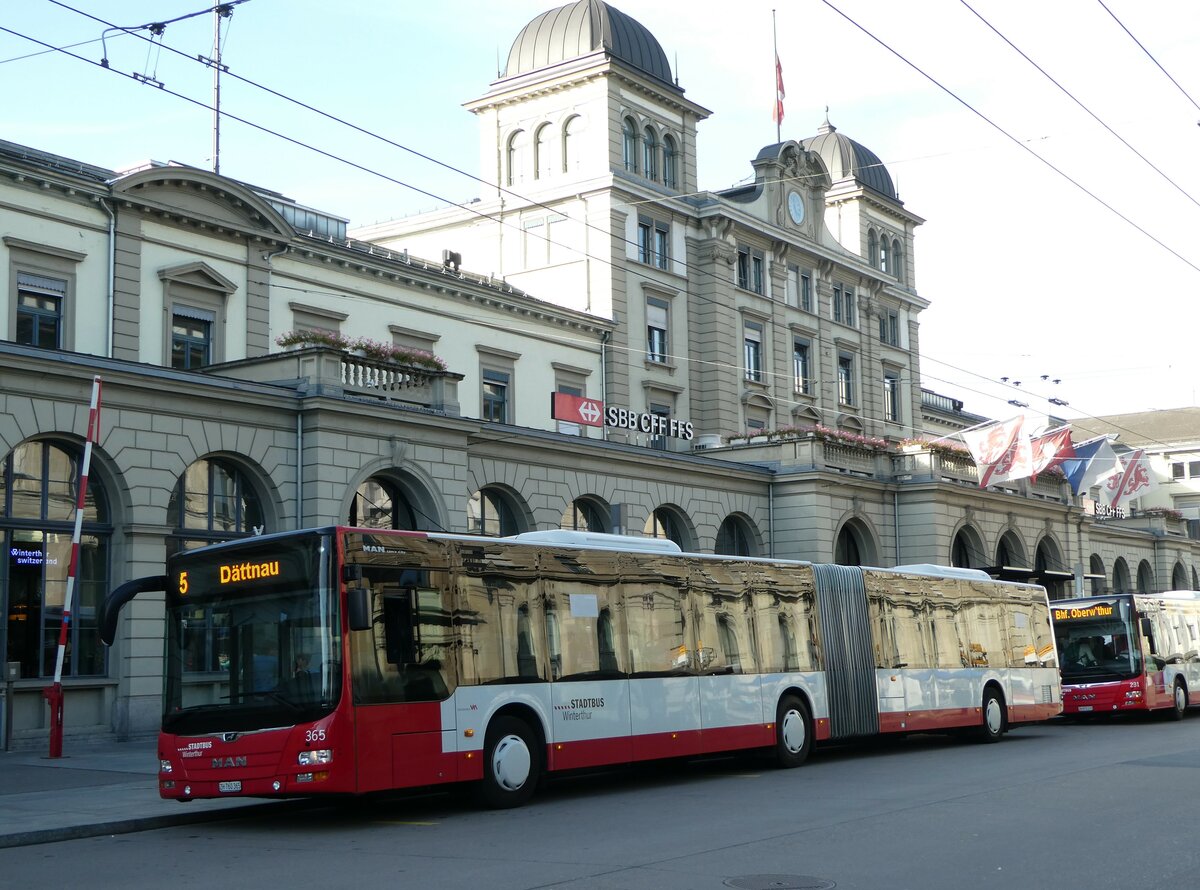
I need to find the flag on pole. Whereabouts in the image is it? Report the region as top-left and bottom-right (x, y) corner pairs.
(772, 53), (785, 125)
(1061, 436), (1121, 495)
(961, 416), (1029, 487)
(1029, 426), (1075, 481)
(1100, 448), (1158, 510)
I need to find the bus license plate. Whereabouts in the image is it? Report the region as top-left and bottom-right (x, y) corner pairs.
(1077, 705), (1093, 712)
(218, 781), (242, 793)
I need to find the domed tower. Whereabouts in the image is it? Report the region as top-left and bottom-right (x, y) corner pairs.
(802, 115), (922, 290)
(466, 0), (711, 197)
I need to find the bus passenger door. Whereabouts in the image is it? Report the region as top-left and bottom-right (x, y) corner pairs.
(869, 595), (907, 732)
(622, 578), (702, 760)
(543, 582), (632, 770)
(349, 567), (457, 793)
(692, 578), (767, 753)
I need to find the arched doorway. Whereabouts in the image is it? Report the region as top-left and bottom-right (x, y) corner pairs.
(2, 440), (111, 679)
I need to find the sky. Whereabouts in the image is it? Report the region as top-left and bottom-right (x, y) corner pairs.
(4, 0), (1199, 438)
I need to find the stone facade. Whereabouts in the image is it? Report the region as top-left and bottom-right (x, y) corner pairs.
(2, 2), (1198, 749)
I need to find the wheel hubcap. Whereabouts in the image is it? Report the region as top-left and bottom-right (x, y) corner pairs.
(1176, 686), (1186, 712)
(492, 734), (531, 792)
(781, 709), (805, 754)
(985, 699), (1002, 734)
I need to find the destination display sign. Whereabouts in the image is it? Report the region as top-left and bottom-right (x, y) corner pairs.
(1053, 602), (1116, 622)
(166, 534), (322, 601)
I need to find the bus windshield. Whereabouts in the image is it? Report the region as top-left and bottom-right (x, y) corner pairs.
(1053, 598), (1142, 683)
(162, 532), (340, 735)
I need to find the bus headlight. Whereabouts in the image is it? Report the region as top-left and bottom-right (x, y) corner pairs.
(298, 749), (332, 766)
(160, 760), (173, 773)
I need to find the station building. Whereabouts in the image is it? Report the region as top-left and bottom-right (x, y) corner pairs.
(1, 0), (1196, 748)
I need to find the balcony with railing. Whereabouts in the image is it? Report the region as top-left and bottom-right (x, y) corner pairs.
(212, 345), (463, 414)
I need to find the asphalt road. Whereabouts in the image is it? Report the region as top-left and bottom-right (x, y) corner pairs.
(2, 715), (1198, 890)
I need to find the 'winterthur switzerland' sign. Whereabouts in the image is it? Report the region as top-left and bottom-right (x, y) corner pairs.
(550, 393), (694, 441)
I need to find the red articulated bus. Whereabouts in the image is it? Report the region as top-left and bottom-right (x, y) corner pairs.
(1053, 591), (1200, 719)
(101, 527), (1061, 807)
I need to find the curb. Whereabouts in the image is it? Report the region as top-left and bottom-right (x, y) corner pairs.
(0, 799), (310, 850)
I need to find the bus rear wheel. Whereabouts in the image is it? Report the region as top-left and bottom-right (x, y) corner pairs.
(479, 716), (541, 808)
(1168, 679), (1188, 721)
(977, 688), (1005, 743)
(773, 695), (812, 768)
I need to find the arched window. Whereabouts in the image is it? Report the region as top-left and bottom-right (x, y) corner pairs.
(879, 235), (889, 273)
(867, 229), (878, 267)
(349, 477), (418, 530)
(468, 487), (520, 537)
(642, 126), (657, 180)
(622, 117), (638, 172)
(168, 457), (264, 554)
(644, 507), (684, 546)
(1112, 558), (1131, 593)
(560, 498), (607, 532)
(2, 441), (110, 679)
(562, 115), (582, 173)
(1137, 560), (1155, 593)
(662, 134), (677, 188)
(891, 239), (903, 281)
(1089, 554), (1106, 594)
(506, 129), (527, 186)
(534, 123), (553, 180)
(715, 515), (756, 556)
(1171, 562), (1188, 590)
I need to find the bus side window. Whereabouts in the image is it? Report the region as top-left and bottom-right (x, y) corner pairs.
(517, 604), (539, 678)
(383, 591), (417, 665)
(598, 609), (618, 673)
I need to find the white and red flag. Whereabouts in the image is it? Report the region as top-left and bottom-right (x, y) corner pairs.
(772, 53), (785, 125)
(1100, 449), (1158, 510)
(1029, 426), (1075, 481)
(961, 416), (1030, 487)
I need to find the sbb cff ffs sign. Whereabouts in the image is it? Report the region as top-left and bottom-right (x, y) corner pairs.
(550, 393), (694, 440)
(551, 392), (604, 427)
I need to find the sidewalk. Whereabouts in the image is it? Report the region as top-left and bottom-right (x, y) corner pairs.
(0, 739), (289, 849)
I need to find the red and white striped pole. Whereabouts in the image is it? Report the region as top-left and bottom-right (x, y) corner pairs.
(44, 375), (102, 758)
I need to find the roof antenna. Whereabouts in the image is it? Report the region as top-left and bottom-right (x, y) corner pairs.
(496, 45), (501, 79)
(675, 51), (679, 86)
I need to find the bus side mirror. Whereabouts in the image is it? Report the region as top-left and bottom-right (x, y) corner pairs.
(1140, 617), (1153, 637)
(348, 587), (371, 631)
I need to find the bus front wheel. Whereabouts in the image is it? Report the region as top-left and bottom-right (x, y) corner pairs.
(479, 716), (541, 808)
(977, 688), (1005, 743)
(773, 695), (812, 768)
